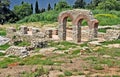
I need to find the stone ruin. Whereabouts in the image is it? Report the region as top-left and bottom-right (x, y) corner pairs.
(6, 26), (54, 48)
(58, 9), (99, 43)
(98, 26), (120, 41)
(5, 26), (54, 57)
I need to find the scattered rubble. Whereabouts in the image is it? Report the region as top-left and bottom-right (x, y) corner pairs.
(6, 46), (29, 58)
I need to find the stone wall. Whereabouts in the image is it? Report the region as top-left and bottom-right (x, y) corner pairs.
(6, 26), (50, 48)
(105, 29), (120, 40)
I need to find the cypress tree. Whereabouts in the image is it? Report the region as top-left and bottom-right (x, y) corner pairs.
(54, 3), (56, 9)
(31, 3), (33, 14)
(21, 1), (24, 4)
(73, 0), (86, 8)
(47, 3), (51, 11)
(35, 0), (39, 13)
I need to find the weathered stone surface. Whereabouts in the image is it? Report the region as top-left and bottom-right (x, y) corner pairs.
(105, 29), (120, 40)
(19, 26), (28, 34)
(88, 41), (101, 47)
(0, 36), (10, 46)
(6, 46), (29, 58)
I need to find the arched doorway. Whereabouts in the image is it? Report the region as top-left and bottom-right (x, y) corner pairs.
(58, 9), (99, 43)
(58, 13), (74, 41)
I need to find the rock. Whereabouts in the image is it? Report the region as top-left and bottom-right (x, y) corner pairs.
(88, 41), (101, 47)
(102, 55), (111, 58)
(6, 46), (29, 58)
(0, 36), (10, 46)
(107, 44), (120, 48)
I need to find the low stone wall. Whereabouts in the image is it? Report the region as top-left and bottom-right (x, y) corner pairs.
(6, 26), (49, 48)
(105, 29), (120, 40)
(98, 32), (106, 39)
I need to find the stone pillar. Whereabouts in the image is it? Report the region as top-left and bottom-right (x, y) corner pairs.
(20, 26), (28, 34)
(89, 19), (98, 40)
(58, 18), (67, 40)
(94, 27), (98, 38)
(89, 28), (95, 40)
(46, 29), (53, 38)
(72, 23), (81, 43)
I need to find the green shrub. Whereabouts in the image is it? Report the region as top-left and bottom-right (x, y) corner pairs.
(14, 41), (31, 47)
(95, 14), (120, 25)
(72, 49), (80, 55)
(64, 71), (72, 76)
(0, 52), (5, 56)
(58, 74), (65, 77)
(94, 65), (104, 70)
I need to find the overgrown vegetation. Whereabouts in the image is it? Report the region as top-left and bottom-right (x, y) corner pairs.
(17, 9), (120, 26)
(0, 28), (6, 36)
(48, 41), (77, 50)
(14, 41), (31, 47)
(101, 40), (120, 45)
(0, 43), (10, 50)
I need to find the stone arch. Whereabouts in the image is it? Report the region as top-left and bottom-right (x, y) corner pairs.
(58, 13), (74, 24)
(58, 9), (99, 43)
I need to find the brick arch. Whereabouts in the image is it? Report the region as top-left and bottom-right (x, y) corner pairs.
(58, 13), (74, 24)
(58, 9), (99, 43)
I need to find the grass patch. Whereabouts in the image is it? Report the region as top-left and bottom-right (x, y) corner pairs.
(94, 65), (104, 70)
(98, 28), (106, 33)
(0, 43), (10, 50)
(14, 41), (31, 47)
(72, 49), (80, 55)
(101, 40), (120, 45)
(21, 66), (49, 77)
(0, 52), (5, 56)
(48, 41), (77, 50)
(0, 28), (6, 36)
(64, 71), (72, 76)
(0, 57), (21, 68)
(20, 55), (54, 65)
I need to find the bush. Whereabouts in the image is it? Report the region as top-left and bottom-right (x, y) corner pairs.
(0, 52), (5, 56)
(94, 65), (104, 70)
(64, 71), (72, 76)
(95, 14), (120, 25)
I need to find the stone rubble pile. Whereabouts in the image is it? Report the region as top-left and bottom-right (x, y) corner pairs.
(6, 46), (29, 58)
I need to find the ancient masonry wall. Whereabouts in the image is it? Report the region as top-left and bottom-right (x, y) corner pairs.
(105, 29), (120, 40)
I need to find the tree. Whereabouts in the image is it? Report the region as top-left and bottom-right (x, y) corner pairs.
(13, 2), (32, 19)
(31, 3), (33, 13)
(92, 0), (103, 6)
(35, 0), (40, 13)
(55, 0), (71, 10)
(0, 0), (11, 24)
(21, 1), (24, 4)
(40, 8), (46, 13)
(73, 0), (86, 8)
(54, 3), (56, 9)
(97, 0), (120, 10)
(47, 3), (52, 11)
